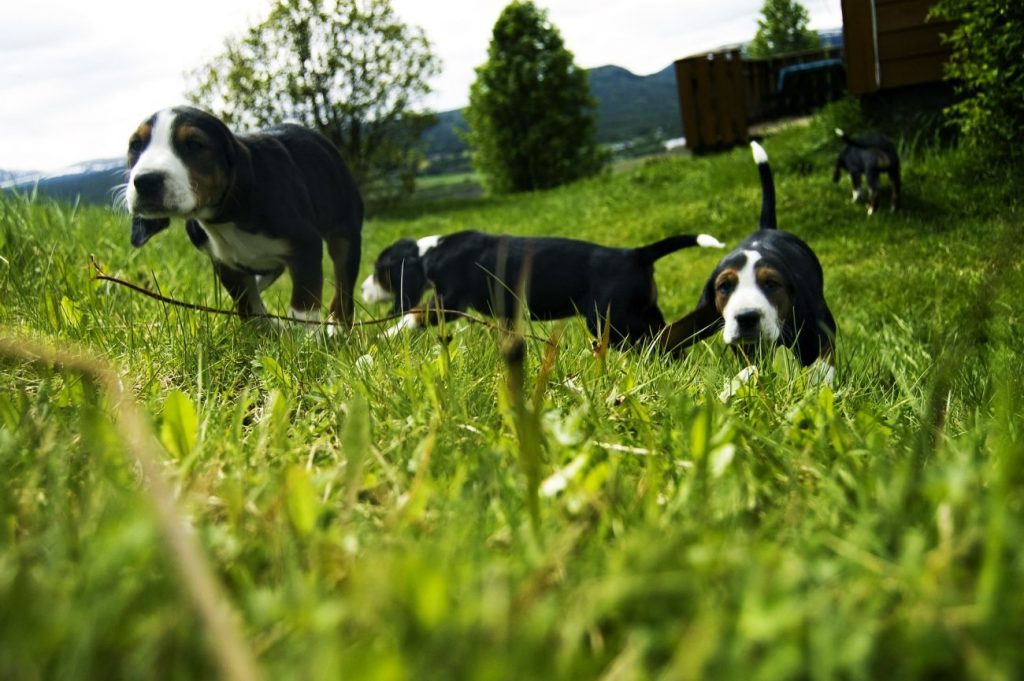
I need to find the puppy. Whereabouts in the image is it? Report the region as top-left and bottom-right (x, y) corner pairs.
(362, 230), (725, 346)
(125, 106), (363, 329)
(833, 128), (901, 215)
(661, 142), (836, 378)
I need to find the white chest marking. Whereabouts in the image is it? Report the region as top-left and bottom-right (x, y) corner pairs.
(197, 221), (291, 272)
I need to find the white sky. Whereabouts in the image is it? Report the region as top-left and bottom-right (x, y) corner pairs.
(0, 0), (842, 172)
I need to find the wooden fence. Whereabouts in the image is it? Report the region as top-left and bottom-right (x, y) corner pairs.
(674, 47), (845, 154)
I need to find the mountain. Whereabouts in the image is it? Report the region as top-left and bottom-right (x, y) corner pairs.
(420, 63), (683, 170)
(2, 159), (125, 206)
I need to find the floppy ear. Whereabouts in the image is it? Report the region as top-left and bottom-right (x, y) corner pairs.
(660, 276), (722, 355)
(130, 216), (171, 248)
(791, 289), (836, 367)
(390, 260), (428, 315)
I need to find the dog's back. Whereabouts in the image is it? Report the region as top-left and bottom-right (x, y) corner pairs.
(242, 125), (363, 239)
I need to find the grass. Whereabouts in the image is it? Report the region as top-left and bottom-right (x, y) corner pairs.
(1, 119), (1023, 680)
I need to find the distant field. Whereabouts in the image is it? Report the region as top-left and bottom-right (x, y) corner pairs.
(1, 119), (1022, 680)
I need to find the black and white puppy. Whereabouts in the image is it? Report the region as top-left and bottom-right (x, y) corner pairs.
(362, 230), (725, 346)
(833, 128), (901, 215)
(662, 142), (836, 379)
(125, 106), (363, 329)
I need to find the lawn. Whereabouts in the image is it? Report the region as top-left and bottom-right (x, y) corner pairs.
(1, 118), (1022, 680)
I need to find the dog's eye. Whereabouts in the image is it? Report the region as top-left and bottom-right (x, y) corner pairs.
(717, 281), (734, 295)
(183, 138), (206, 153)
(761, 279), (781, 293)
(128, 139), (143, 154)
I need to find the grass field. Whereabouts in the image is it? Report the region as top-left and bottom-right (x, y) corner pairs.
(1, 118), (1023, 680)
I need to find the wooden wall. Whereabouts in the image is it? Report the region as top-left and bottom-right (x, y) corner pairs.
(842, 0), (955, 94)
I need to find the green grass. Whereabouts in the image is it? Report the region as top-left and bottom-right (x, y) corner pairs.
(2, 121), (1023, 680)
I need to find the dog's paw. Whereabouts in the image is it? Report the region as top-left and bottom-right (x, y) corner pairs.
(719, 365), (759, 403)
(806, 360), (835, 388)
(384, 313), (419, 338)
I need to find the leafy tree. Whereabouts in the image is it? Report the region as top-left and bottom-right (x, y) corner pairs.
(465, 1), (604, 194)
(187, 0), (440, 202)
(747, 0), (821, 58)
(931, 0), (1024, 161)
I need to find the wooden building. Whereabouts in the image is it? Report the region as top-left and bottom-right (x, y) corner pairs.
(840, 0), (956, 94)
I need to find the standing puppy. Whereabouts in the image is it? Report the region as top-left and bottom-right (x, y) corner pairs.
(833, 128), (901, 215)
(362, 230), (725, 347)
(125, 106), (363, 328)
(662, 142), (836, 376)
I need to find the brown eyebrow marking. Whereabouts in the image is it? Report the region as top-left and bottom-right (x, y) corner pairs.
(176, 123), (207, 144)
(133, 122), (151, 142)
(715, 268), (739, 287)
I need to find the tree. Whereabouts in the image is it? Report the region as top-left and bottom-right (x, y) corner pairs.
(187, 0), (440, 203)
(465, 1), (604, 194)
(747, 0), (820, 58)
(931, 0), (1024, 161)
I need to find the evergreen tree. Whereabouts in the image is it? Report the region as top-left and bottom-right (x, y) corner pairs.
(748, 0), (821, 58)
(466, 1), (604, 194)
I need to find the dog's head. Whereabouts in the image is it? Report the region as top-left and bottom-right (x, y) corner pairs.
(662, 232), (833, 365)
(125, 106), (239, 247)
(361, 238), (431, 314)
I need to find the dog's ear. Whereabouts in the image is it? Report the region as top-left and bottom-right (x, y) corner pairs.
(790, 286), (836, 367)
(130, 216), (171, 248)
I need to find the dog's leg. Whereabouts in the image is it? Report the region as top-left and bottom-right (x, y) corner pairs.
(214, 263), (274, 327)
(256, 266), (285, 293)
(865, 167), (881, 215)
(385, 296), (462, 339)
(659, 303), (722, 356)
(326, 234), (359, 335)
(890, 167), (902, 212)
(286, 247), (324, 331)
(850, 173), (863, 203)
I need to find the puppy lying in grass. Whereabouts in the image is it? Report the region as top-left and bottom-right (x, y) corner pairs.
(661, 141), (836, 394)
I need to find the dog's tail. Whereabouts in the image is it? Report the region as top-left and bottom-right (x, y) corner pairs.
(751, 141), (777, 230)
(835, 128), (885, 150)
(636, 233), (725, 264)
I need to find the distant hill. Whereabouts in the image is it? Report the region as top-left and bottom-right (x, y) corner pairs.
(2, 159), (125, 207)
(420, 63), (683, 170)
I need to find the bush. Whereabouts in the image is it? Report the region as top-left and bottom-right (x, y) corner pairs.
(465, 1), (604, 194)
(932, 0), (1024, 161)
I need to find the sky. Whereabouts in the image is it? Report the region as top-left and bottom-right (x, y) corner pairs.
(0, 0), (842, 173)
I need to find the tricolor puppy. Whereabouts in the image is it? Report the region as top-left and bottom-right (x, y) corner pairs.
(662, 142), (836, 374)
(833, 128), (901, 215)
(362, 230), (725, 346)
(125, 106), (363, 328)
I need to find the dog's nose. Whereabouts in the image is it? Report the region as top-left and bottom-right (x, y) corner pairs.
(133, 172), (165, 197)
(735, 310), (761, 332)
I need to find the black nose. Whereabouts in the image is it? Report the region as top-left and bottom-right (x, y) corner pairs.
(735, 310), (761, 331)
(133, 172), (165, 197)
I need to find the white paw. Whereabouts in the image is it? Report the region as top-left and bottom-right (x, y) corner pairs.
(807, 360), (835, 387)
(384, 313), (418, 338)
(289, 307), (321, 334)
(719, 365), (759, 402)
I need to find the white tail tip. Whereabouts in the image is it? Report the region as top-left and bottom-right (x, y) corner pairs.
(750, 141), (768, 165)
(697, 234), (725, 249)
